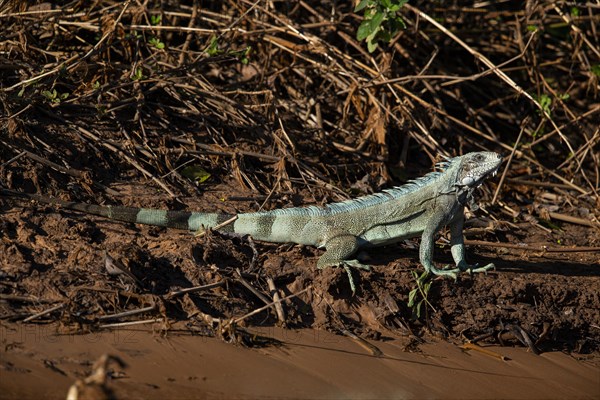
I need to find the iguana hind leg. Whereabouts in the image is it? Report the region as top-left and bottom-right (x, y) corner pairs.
(317, 232), (369, 293)
(316, 233), (368, 269)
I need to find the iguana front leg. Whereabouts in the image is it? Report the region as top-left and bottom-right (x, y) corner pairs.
(449, 214), (495, 274)
(420, 221), (460, 279)
(317, 231), (370, 293)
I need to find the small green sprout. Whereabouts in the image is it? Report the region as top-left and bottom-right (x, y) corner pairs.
(131, 67), (144, 81)
(407, 270), (436, 319)
(149, 37), (165, 49)
(355, 0), (408, 53)
(151, 14), (162, 25)
(42, 89), (69, 105)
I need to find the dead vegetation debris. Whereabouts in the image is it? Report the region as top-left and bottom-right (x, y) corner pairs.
(0, 1), (599, 356)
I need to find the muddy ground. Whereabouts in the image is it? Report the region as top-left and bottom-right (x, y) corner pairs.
(1, 179), (600, 399)
(1, 327), (599, 399)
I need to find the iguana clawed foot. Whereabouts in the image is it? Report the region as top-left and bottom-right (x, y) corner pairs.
(318, 259), (371, 295)
(430, 262), (495, 279)
(342, 260), (371, 294)
(459, 262), (495, 275)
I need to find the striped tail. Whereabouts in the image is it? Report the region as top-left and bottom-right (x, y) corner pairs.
(0, 188), (233, 231)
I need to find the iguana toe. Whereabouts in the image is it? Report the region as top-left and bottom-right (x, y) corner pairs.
(343, 260), (371, 294)
(430, 266), (460, 280)
(342, 260), (373, 294)
(456, 261), (495, 275)
(343, 259), (371, 271)
(468, 262), (495, 275)
(317, 260), (370, 294)
(317, 259), (371, 271)
(342, 264), (357, 294)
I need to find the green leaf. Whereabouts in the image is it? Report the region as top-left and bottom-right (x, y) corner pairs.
(365, 26), (381, 53)
(388, 0), (408, 13)
(131, 67), (144, 81)
(358, 10), (385, 42)
(240, 46), (251, 64)
(539, 94), (552, 114)
(367, 38), (378, 53)
(181, 166), (211, 184)
(206, 36), (220, 56)
(369, 11), (385, 32)
(149, 37), (165, 49)
(416, 299), (424, 318)
(570, 7), (580, 17)
(590, 64), (600, 77)
(389, 16), (406, 32)
(354, 0), (370, 12)
(151, 14), (162, 25)
(423, 282), (431, 296)
(357, 20), (373, 41)
(408, 288), (418, 307)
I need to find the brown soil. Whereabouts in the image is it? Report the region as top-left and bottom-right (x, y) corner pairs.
(1, 183), (599, 398)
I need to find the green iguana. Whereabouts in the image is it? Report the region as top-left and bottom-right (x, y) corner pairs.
(1, 151), (502, 287)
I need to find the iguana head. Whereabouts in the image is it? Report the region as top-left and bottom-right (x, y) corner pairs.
(448, 152), (502, 210)
(456, 151), (502, 189)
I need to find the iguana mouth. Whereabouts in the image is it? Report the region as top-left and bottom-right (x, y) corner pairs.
(478, 163), (501, 186)
(488, 164), (500, 179)
(479, 153), (503, 180)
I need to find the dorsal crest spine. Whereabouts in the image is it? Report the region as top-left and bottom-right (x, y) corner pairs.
(261, 157), (459, 217)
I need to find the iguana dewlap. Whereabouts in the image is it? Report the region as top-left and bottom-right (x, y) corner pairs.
(1, 151), (502, 279)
